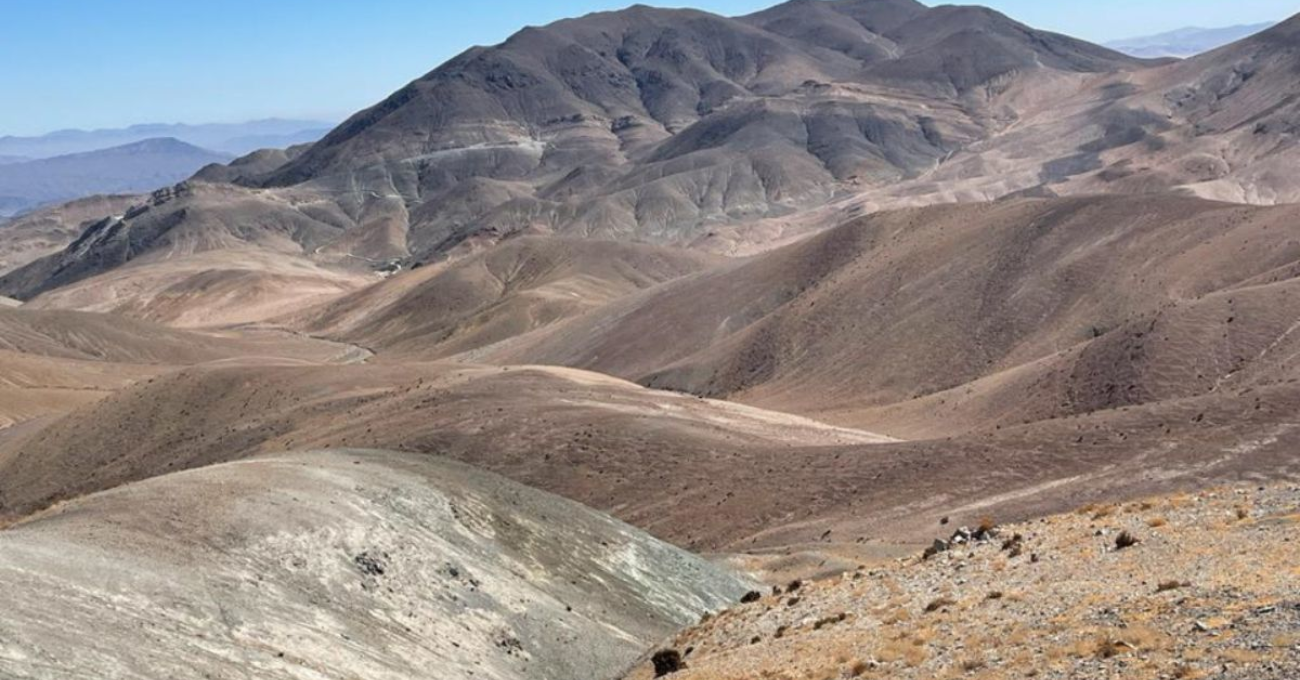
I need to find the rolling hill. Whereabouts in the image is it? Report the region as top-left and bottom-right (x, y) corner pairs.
(291, 236), (721, 358)
(475, 195), (1300, 436)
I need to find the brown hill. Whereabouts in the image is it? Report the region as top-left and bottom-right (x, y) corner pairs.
(0, 349), (158, 429)
(0, 361), (891, 547)
(490, 195), (1300, 437)
(0, 194), (139, 276)
(22, 248), (372, 328)
(0, 184), (374, 325)
(0, 449), (751, 680)
(291, 236), (720, 358)
(0, 305), (356, 365)
(0, 305), (365, 430)
(2, 349), (1295, 559)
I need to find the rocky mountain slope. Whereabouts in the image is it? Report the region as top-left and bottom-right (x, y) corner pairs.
(8, 7), (1300, 320)
(0, 194), (140, 276)
(0, 449), (752, 680)
(622, 485), (1300, 680)
(0, 0), (1162, 311)
(835, 15), (1300, 214)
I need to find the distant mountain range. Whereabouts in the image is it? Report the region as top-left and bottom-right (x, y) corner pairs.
(0, 119), (333, 159)
(1105, 22), (1278, 58)
(0, 138), (231, 217)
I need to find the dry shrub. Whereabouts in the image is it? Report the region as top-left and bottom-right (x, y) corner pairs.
(876, 636), (928, 667)
(1146, 516), (1168, 528)
(1219, 648), (1265, 664)
(1271, 632), (1300, 648)
(1088, 504), (1118, 520)
(812, 613), (848, 630)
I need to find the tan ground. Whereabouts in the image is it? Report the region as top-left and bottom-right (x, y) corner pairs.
(289, 236), (721, 358)
(0, 305), (366, 432)
(624, 485), (1300, 680)
(24, 248), (374, 328)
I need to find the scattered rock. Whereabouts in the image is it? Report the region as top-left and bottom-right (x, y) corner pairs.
(924, 596), (957, 613)
(652, 649), (686, 677)
(353, 550), (388, 576)
(923, 538), (950, 560)
(1115, 531), (1140, 551)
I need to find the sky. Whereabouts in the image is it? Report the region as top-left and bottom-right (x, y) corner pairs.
(1, 0), (1293, 137)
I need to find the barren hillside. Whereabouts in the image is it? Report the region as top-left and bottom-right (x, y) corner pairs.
(622, 485), (1300, 680)
(0, 449), (752, 680)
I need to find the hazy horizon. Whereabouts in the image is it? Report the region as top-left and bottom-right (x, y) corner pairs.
(1, 0), (1291, 137)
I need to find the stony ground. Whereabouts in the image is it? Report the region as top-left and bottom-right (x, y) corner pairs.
(624, 485), (1300, 680)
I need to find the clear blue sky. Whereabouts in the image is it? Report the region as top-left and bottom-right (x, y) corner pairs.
(1, 0), (1293, 136)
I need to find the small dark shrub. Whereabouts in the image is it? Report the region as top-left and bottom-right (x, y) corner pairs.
(652, 649), (685, 677)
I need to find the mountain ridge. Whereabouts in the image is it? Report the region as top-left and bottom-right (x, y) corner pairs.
(0, 118), (334, 158)
(0, 138), (230, 218)
(1106, 21), (1278, 58)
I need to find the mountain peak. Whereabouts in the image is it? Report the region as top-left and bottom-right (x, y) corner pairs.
(108, 137), (212, 154)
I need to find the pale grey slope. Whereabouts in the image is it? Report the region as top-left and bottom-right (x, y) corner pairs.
(1106, 22), (1278, 58)
(0, 449), (752, 680)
